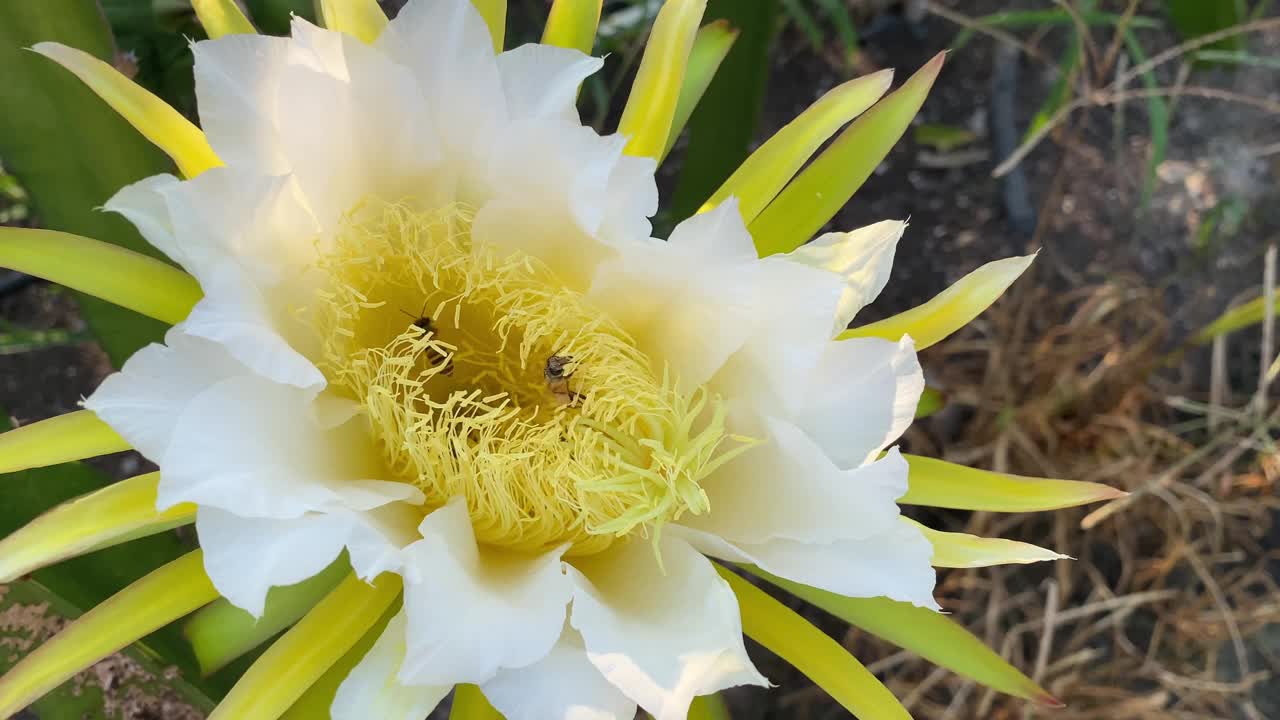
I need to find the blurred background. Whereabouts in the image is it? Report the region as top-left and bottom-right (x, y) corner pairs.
(1, 1), (1278, 718)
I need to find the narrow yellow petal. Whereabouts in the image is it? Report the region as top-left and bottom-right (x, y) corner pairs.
(701, 69), (892, 223)
(280, 600), (399, 720)
(471, 0), (507, 53)
(840, 254), (1036, 350)
(0, 410), (129, 474)
(899, 454), (1125, 512)
(744, 565), (1063, 707)
(208, 572), (402, 720)
(185, 557), (350, 675)
(0, 551), (216, 718)
(660, 19), (739, 162)
(31, 43), (221, 179)
(906, 519), (1068, 569)
(316, 0), (389, 44)
(191, 0), (257, 38)
(617, 0), (707, 160)
(542, 0), (603, 54)
(0, 472), (194, 583)
(750, 53), (944, 255)
(0, 227), (202, 325)
(715, 563), (912, 720)
(450, 684), (502, 720)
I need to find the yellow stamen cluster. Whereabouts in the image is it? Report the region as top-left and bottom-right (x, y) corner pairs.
(314, 201), (750, 556)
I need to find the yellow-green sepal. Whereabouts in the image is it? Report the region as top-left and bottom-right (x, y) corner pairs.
(542, 0), (602, 54)
(900, 454), (1125, 512)
(750, 52), (944, 255)
(0, 471), (194, 583)
(0, 551), (218, 718)
(316, 0), (388, 43)
(0, 227), (203, 326)
(192, 0), (257, 38)
(617, 0), (707, 160)
(32, 42), (221, 179)
(715, 563), (913, 720)
(661, 19), (739, 161)
(907, 518), (1068, 568)
(207, 571), (402, 720)
(450, 683), (503, 719)
(185, 555), (351, 675)
(0, 410), (130, 474)
(280, 596), (400, 720)
(470, 0), (507, 52)
(703, 68), (892, 225)
(840, 254), (1035, 350)
(742, 565), (1064, 708)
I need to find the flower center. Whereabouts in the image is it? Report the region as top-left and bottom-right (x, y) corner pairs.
(314, 201), (750, 556)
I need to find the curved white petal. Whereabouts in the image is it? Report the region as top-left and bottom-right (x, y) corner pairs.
(274, 19), (443, 232)
(192, 33), (294, 174)
(103, 174), (188, 269)
(377, 0), (506, 167)
(83, 329), (243, 462)
(197, 507), (351, 617)
(671, 521), (939, 610)
(182, 263), (325, 390)
(399, 498), (572, 686)
(784, 335), (923, 468)
(788, 220), (906, 332)
(598, 154), (658, 245)
(160, 375), (421, 517)
(684, 421), (907, 544)
(568, 536), (767, 720)
(666, 199), (757, 262)
(496, 44), (602, 122)
(482, 626), (637, 720)
(469, 195), (616, 292)
(333, 610), (449, 720)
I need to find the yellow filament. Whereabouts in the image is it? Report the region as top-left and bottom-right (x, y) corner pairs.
(314, 201), (750, 555)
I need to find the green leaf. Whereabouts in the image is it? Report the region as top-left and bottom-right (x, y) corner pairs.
(914, 123), (977, 153)
(0, 409), (213, 701)
(742, 565), (1064, 708)
(689, 693), (732, 720)
(669, 0), (779, 224)
(0, 579), (215, 719)
(1195, 290), (1280, 344)
(1122, 30), (1169, 206)
(1165, 0), (1246, 53)
(950, 11), (1161, 51)
(914, 386), (945, 419)
(0, 0), (176, 366)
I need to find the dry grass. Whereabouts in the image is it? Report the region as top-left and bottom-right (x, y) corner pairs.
(861, 265), (1280, 719)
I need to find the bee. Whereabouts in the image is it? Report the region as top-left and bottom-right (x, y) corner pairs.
(544, 354), (577, 405)
(400, 302), (453, 375)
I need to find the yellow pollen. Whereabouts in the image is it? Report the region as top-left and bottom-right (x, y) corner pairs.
(314, 201), (752, 556)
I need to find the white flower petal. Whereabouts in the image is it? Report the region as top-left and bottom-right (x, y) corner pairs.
(671, 522), (939, 610)
(378, 0), (506, 165)
(482, 627), (637, 720)
(684, 421), (908, 544)
(191, 33), (294, 174)
(568, 536), (767, 720)
(496, 44), (602, 122)
(333, 610), (449, 720)
(784, 335), (923, 468)
(273, 19), (443, 231)
(196, 506), (351, 617)
(182, 263), (325, 390)
(160, 375), (421, 517)
(102, 174), (187, 269)
(470, 195), (616, 292)
(399, 498), (572, 686)
(598, 154), (658, 245)
(83, 329), (243, 462)
(666, 200), (757, 262)
(788, 220), (906, 331)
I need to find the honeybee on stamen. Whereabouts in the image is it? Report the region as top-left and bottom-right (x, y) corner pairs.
(545, 354), (578, 406)
(400, 303), (453, 375)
